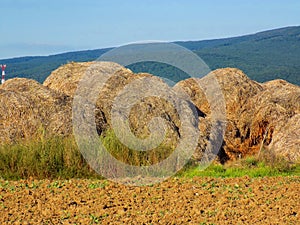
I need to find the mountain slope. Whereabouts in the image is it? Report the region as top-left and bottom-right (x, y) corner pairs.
(0, 48), (111, 83)
(0, 26), (299, 85)
(192, 26), (300, 84)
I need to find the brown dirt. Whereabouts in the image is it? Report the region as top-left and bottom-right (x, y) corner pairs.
(1, 177), (299, 224)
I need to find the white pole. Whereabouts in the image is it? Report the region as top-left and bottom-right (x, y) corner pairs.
(1, 64), (6, 84)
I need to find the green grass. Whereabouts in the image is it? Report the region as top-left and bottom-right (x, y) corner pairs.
(177, 154), (300, 178)
(0, 132), (299, 180)
(0, 136), (101, 180)
(0, 130), (175, 180)
(100, 129), (174, 166)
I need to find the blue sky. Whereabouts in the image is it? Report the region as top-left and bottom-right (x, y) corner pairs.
(0, 0), (299, 59)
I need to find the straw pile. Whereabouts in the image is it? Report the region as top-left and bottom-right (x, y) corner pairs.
(177, 68), (300, 161)
(1, 62), (299, 162)
(0, 78), (72, 142)
(44, 62), (188, 149)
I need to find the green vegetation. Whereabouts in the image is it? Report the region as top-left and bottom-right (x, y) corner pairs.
(1, 26), (299, 85)
(177, 151), (300, 178)
(0, 130), (299, 180)
(0, 136), (100, 180)
(0, 130), (174, 180)
(100, 129), (174, 166)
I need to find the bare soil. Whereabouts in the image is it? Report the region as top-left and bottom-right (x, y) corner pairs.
(1, 176), (299, 224)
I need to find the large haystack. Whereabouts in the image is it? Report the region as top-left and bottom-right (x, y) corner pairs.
(177, 68), (300, 161)
(44, 62), (197, 150)
(176, 68), (264, 159)
(0, 78), (72, 142)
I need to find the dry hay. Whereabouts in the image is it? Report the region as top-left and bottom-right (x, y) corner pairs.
(268, 114), (300, 161)
(233, 79), (300, 160)
(44, 62), (193, 150)
(43, 62), (95, 97)
(177, 68), (300, 161)
(176, 68), (264, 160)
(258, 80), (300, 161)
(1, 62), (299, 162)
(0, 78), (72, 142)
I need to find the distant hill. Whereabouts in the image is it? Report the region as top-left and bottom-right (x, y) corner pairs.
(0, 26), (299, 85)
(0, 48), (111, 83)
(180, 26), (300, 85)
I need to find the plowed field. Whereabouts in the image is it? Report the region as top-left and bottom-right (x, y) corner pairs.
(1, 177), (299, 224)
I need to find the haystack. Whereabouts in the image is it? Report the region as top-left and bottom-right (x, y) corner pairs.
(253, 80), (300, 160)
(177, 68), (300, 161)
(44, 62), (196, 150)
(0, 78), (72, 142)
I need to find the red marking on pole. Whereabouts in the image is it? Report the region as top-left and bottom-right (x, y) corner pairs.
(1, 64), (6, 84)
(1, 64), (6, 71)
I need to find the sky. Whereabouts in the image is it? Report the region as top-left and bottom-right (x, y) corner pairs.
(0, 0), (299, 59)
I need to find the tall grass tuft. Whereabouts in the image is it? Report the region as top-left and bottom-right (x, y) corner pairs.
(0, 136), (100, 180)
(100, 129), (174, 166)
(1, 132), (299, 180)
(0, 129), (175, 180)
